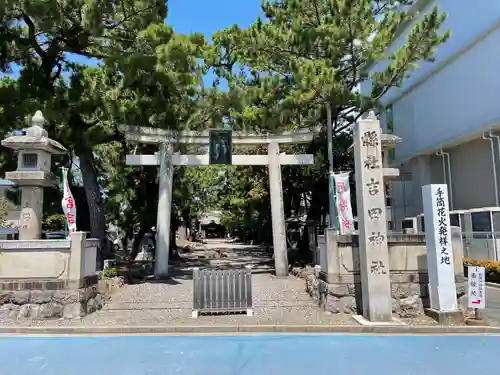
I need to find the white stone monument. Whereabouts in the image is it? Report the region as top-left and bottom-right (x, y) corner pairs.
(352, 112), (395, 324)
(1, 111), (66, 240)
(422, 184), (461, 322)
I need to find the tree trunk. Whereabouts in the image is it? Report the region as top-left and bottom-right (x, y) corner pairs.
(307, 180), (327, 222)
(78, 151), (109, 267)
(170, 229), (178, 259)
(130, 228), (145, 260)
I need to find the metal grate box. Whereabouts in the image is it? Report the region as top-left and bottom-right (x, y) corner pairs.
(192, 266), (253, 318)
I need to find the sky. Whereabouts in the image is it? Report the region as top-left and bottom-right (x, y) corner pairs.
(168, 0), (263, 35)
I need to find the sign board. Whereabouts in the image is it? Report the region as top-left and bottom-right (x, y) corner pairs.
(468, 266), (486, 309)
(209, 129), (232, 165)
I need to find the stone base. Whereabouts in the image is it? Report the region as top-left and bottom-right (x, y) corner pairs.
(0, 276), (107, 320)
(292, 267), (467, 320)
(97, 276), (124, 294)
(424, 308), (464, 325)
(352, 315), (406, 326)
(465, 318), (488, 326)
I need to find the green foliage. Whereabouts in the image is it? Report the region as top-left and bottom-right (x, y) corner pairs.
(464, 258), (500, 284)
(212, 0), (449, 130)
(103, 267), (119, 279)
(0, 1), (170, 252)
(0, 1), (215, 251)
(0, 0), (451, 250)
(42, 213), (66, 232)
(204, 0), (450, 235)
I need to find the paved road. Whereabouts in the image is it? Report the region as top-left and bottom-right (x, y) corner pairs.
(485, 286), (500, 324)
(1, 334), (499, 375)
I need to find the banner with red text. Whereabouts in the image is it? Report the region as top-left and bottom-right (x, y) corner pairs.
(61, 168), (77, 234)
(333, 172), (354, 234)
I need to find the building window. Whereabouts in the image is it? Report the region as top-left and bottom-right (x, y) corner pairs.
(471, 212), (491, 232)
(385, 105), (394, 134)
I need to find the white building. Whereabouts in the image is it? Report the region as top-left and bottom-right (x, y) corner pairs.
(362, 0), (500, 231)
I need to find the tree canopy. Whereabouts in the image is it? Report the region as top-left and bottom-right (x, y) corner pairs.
(0, 0), (450, 254)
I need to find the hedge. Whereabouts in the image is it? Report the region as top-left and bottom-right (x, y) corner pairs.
(463, 258), (500, 283)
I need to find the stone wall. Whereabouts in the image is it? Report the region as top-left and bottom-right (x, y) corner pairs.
(0, 234), (99, 280)
(0, 276), (105, 320)
(0, 239), (72, 279)
(0, 232), (115, 320)
(293, 267), (467, 318)
(298, 227), (468, 318)
(318, 229), (464, 284)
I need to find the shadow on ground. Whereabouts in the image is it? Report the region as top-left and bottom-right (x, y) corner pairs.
(121, 240), (276, 285)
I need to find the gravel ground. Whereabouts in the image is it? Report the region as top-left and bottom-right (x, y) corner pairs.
(0, 240), (441, 328)
(0, 273), (355, 327)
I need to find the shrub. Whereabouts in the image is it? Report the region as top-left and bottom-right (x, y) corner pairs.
(463, 258), (500, 283)
(103, 267), (119, 279)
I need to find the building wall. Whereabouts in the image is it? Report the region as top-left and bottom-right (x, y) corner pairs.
(365, 0), (500, 105)
(391, 154), (444, 229)
(366, 1), (500, 227)
(448, 137), (499, 210)
(362, 0), (500, 161)
(391, 24), (500, 161)
(391, 137), (499, 229)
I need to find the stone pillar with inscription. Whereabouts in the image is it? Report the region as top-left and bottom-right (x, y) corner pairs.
(353, 112), (394, 324)
(1, 111), (66, 240)
(422, 184), (462, 323)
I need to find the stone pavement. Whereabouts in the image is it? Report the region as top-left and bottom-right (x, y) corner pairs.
(2, 334), (500, 375)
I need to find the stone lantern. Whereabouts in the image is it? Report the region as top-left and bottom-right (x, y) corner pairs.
(1, 111), (66, 240)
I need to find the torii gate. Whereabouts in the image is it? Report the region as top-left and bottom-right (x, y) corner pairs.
(118, 125), (315, 278)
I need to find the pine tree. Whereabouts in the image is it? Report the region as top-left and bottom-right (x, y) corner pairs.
(208, 0), (450, 228)
(213, 0), (449, 131)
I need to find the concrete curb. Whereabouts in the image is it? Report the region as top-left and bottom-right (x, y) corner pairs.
(0, 324), (499, 335)
(486, 282), (500, 290)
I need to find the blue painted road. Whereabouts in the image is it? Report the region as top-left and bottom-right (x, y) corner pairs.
(1, 334), (499, 375)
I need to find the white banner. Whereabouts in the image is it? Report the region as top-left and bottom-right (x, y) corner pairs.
(61, 168), (77, 234)
(333, 172), (354, 234)
(468, 266), (486, 309)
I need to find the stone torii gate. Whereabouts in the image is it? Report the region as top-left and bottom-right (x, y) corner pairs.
(119, 125), (315, 278)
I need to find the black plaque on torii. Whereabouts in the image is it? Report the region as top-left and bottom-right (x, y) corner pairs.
(209, 129), (232, 165)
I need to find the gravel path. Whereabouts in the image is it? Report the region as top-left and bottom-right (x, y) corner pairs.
(0, 239), (437, 327)
(79, 272), (355, 326)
